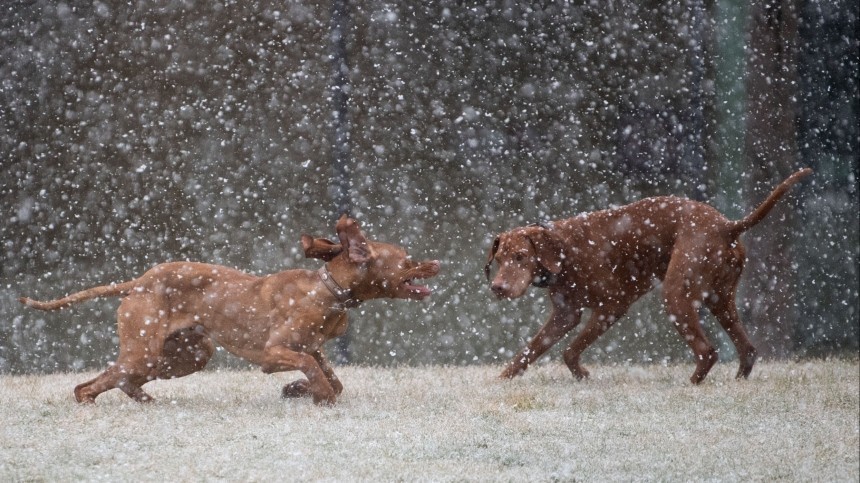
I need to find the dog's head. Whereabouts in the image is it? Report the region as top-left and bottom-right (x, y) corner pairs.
(485, 225), (562, 299)
(302, 215), (440, 301)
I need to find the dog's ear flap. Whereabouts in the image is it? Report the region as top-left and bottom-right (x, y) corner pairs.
(336, 215), (373, 264)
(484, 236), (500, 281)
(530, 229), (563, 274)
(301, 234), (343, 261)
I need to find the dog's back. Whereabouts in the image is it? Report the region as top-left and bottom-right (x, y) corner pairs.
(554, 196), (735, 285)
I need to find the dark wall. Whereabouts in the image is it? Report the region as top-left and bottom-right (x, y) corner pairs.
(1, 0), (856, 373)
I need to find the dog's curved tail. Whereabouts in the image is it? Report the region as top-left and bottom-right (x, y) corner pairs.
(728, 168), (813, 238)
(19, 280), (138, 311)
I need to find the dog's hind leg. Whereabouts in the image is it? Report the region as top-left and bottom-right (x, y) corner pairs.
(95, 295), (166, 402)
(73, 363), (154, 403)
(704, 246), (757, 380)
(662, 256), (719, 384)
(706, 290), (757, 379)
(157, 326), (214, 379)
(74, 368), (117, 403)
(665, 299), (718, 384)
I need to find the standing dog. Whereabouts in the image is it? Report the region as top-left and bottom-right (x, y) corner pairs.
(20, 215), (440, 405)
(486, 169), (812, 384)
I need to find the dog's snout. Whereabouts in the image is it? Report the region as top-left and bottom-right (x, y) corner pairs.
(491, 281), (509, 298)
(414, 259), (440, 278)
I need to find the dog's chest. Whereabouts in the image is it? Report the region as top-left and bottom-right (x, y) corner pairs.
(319, 310), (349, 339)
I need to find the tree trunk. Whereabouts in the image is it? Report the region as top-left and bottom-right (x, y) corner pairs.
(331, 0), (353, 364)
(742, 0), (801, 359)
(684, 0), (717, 202)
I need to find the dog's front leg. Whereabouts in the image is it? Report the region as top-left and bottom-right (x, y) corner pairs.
(501, 304), (582, 379)
(312, 350), (343, 395)
(261, 346), (336, 405)
(281, 350), (343, 399)
(562, 306), (628, 380)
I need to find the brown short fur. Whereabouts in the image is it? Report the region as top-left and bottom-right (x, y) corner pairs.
(487, 168), (812, 384)
(20, 216), (440, 405)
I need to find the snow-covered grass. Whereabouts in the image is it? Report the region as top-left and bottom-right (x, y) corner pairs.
(1, 360), (857, 481)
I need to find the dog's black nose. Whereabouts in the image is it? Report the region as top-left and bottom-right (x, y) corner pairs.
(491, 282), (508, 298)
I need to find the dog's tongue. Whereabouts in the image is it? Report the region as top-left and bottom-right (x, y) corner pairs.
(406, 283), (432, 299)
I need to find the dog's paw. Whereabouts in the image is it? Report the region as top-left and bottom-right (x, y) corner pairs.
(312, 392), (337, 406)
(499, 366), (525, 379)
(281, 379), (310, 398)
(74, 384), (96, 404)
(283, 379), (337, 406)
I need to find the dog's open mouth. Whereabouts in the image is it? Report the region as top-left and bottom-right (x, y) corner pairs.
(399, 261), (440, 300)
(401, 279), (432, 300)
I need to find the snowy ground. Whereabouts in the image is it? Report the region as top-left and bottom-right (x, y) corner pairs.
(1, 360), (857, 481)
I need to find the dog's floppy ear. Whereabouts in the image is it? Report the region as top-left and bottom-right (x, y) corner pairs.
(484, 236), (500, 281)
(336, 215), (373, 264)
(301, 234), (343, 261)
(529, 228), (563, 274)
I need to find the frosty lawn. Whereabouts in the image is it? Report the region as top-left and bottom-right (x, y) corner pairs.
(1, 360), (857, 481)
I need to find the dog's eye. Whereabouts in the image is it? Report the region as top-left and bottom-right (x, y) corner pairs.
(514, 253), (527, 262)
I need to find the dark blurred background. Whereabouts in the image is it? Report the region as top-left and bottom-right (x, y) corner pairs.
(1, 0), (857, 374)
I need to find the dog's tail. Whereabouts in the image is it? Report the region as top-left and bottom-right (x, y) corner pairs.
(728, 168), (813, 238)
(19, 280), (138, 311)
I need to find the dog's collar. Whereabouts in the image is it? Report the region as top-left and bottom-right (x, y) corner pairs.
(528, 221), (558, 288)
(318, 265), (361, 310)
(532, 268), (558, 288)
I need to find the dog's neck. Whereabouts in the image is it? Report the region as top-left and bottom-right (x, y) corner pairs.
(318, 265), (361, 310)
